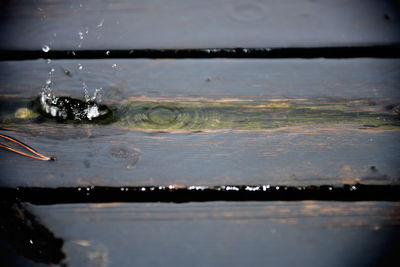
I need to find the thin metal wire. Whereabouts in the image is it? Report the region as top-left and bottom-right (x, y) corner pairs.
(0, 133), (55, 161)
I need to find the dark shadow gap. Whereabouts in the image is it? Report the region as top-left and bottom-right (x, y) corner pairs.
(1, 184), (399, 205)
(1, 46), (400, 61)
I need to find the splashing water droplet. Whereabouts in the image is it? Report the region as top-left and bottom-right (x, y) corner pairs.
(112, 64), (117, 68)
(97, 19), (104, 27)
(83, 82), (90, 102)
(42, 45), (50, 52)
(78, 64), (83, 70)
(50, 68), (55, 72)
(85, 105), (100, 120)
(106, 51), (110, 55)
(93, 87), (103, 102)
(40, 72), (58, 114)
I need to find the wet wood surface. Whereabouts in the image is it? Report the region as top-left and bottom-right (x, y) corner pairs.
(0, 58), (399, 187)
(26, 201), (400, 267)
(0, 0), (399, 50)
(1, 1), (400, 266)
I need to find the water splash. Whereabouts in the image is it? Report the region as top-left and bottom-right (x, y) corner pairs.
(78, 27), (89, 48)
(40, 72), (60, 117)
(83, 82), (90, 102)
(42, 45), (50, 52)
(81, 83), (104, 120)
(97, 19), (104, 28)
(39, 77), (107, 121)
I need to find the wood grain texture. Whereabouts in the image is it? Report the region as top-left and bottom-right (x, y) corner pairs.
(0, 58), (399, 187)
(0, 125), (399, 187)
(0, 58), (399, 100)
(28, 201), (400, 267)
(0, 0), (399, 50)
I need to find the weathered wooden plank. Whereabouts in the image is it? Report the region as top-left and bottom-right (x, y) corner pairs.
(0, 58), (400, 100)
(0, 0), (399, 50)
(0, 125), (399, 187)
(26, 201), (400, 267)
(0, 58), (399, 187)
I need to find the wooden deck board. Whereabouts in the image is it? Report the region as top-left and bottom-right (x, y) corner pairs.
(27, 201), (400, 267)
(0, 0), (399, 50)
(1, 1), (399, 266)
(0, 125), (399, 187)
(0, 58), (399, 187)
(0, 58), (399, 100)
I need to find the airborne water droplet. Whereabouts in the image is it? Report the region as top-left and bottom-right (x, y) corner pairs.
(93, 87), (103, 102)
(83, 82), (90, 102)
(97, 19), (104, 28)
(78, 64), (83, 70)
(106, 51), (110, 55)
(42, 45), (50, 52)
(112, 64), (117, 68)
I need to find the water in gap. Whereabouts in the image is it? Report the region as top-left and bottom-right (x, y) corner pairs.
(39, 78), (107, 121)
(38, 61), (108, 121)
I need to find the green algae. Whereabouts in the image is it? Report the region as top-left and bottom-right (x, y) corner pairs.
(1, 97), (399, 130)
(115, 100), (400, 130)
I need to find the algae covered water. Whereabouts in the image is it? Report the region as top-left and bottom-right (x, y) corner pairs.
(1, 95), (400, 131)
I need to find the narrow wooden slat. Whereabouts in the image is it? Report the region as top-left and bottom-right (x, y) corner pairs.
(0, 58), (399, 100)
(0, 125), (399, 187)
(28, 201), (400, 267)
(0, 0), (399, 50)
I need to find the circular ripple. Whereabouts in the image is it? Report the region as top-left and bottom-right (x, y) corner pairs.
(122, 103), (221, 130)
(147, 107), (178, 125)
